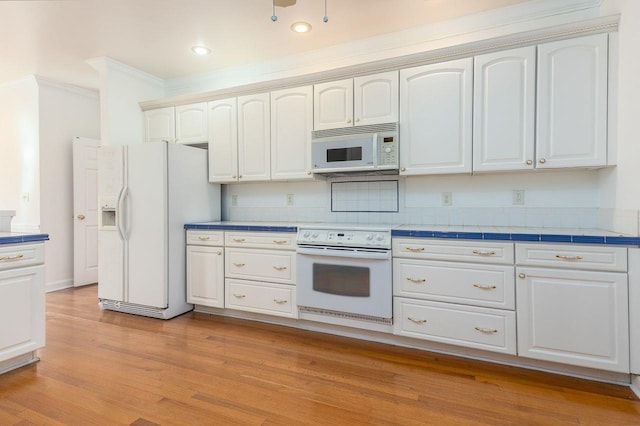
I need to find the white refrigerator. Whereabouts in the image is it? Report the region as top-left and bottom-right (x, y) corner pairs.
(97, 142), (220, 319)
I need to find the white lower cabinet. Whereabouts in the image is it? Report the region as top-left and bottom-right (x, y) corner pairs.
(395, 297), (517, 354)
(516, 266), (629, 373)
(186, 231), (224, 308)
(226, 278), (296, 317)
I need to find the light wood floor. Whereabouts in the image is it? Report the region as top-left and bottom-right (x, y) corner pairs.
(0, 285), (638, 425)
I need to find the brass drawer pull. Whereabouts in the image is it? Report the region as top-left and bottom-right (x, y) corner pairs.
(473, 250), (496, 256)
(197, 236), (210, 241)
(408, 317), (427, 324)
(233, 294), (246, 299)
(405, 247), (425, 252)
(273, 240), (288, 244)
(474, 326), (498, 334)
(273, 266), (287, 271)
(406, 277), (426, 284)
(233, 262), (245, 267)
(0, 254), (24, 261)
(555, 254), (583, 261)
(273, 298), (288, 304)
(473, 284), (496, 290)
(232, 238), (245, 242)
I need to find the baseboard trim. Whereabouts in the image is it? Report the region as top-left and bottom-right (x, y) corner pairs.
(631, 375), (640, 399)
(46, 279), (73, 293)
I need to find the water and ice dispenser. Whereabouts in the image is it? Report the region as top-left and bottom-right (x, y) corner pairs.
(99, 197), (117, 229)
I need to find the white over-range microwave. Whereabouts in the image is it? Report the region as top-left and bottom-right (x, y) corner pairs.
(310, 123), (399, 175)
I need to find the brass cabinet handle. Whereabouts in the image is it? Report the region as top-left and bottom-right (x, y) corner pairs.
(555, 254), (583, 261)
(272, 240), (287, 244)
(307, 171), (312, 175)
(473, 284), (496, 290)
(400, 167), (406, 172)
(273, 298), (288, 304)
(518, 273), (526, 279)
(232, 175), (237, 179)
(198, 236), (210, 241)
(233, 294), (246, 299)
(406, 277), (426, 284)
(216, 251), (222, 255)
(539, 158), (546, 164)
(405, 247), (425, 252)
(233, 262), (245, 267)
(0, 254), (24, 261)
(474, 326), (498, 334)
(473, 250), (496, 256)
(526, 160), (533, 165)
(273, 266), (287, 271)
(408, 317), (427, 324)
(77, 214), (85, 220)
(346, 119), (352, 124)
(232, 238), (245, 242)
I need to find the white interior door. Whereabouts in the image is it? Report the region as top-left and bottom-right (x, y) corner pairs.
(73, 137), (100, 287)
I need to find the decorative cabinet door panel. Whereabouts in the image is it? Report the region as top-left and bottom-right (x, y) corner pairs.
(354, 71), (398, 126)
(175, 102), (208, 145)
(238, 93), (271, 181)
(144, 107), (175, 143)
(314, 79), (353, 130)
(207, 98), (238, 183)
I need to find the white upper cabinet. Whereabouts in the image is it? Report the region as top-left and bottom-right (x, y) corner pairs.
(354, 71), (399, 126)
(238, 93), (271, 181)
(473, 46), (536, 172)
(175, 102), (208, 145)
(314, 71), (398, 130)
(271, 86), (313, 180)
(314, 79), (353, 130)
(144, 107), (175, 143)
(400, 58), (473, 175)
(536, 33), (608, 169)
(208, 98), (238, 183)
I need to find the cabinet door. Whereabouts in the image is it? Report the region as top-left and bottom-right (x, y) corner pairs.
(314, 79), (353, 130)
(0, 265), (45, 363)
(536, 33), (608, 168)
(271, 86), (313, 180)
(144, 107), (175, 143)
(354, 71), (399, 126)
(187, 245), (224, 308)
(175, 102), (208, 145)
(473, 46), (536, 172)
(516, 267), (629, 373)
(400, 58), (473, 175)
(208, 98), (238, 183)
(238, 93), (271, 181)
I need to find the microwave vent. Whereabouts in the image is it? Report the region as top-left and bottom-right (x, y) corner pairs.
(312, 122), (398, 140)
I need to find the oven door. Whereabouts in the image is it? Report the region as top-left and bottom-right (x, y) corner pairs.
(296, 246), (392, 319)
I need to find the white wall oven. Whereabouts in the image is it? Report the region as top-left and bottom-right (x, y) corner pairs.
(296, 226), (392, 329)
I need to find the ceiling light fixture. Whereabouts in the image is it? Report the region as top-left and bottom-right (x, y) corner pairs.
(290, 22), (312, 33)
(191, 45), (211, 56)
(271, 0), (328, 24)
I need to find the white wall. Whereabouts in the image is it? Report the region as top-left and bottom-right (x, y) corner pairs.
(37, 78), (100, 291)
(88, 57), (165, 146)
(0, 77), (40, 232)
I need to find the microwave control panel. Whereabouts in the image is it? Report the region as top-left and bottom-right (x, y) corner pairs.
(378, 134), (398, 167)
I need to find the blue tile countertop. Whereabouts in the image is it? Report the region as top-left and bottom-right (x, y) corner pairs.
(184, 222), (640, 246)
(0, 232), (50, 245)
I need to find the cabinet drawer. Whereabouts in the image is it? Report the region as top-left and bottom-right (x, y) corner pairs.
(393, 259), (515, 310)
(225, 248), (295, 284)
(393, 238), (514, 264)
(225, 232), (296, 250)
(516, 243), (627, 272)
(225, 279), (297, 318)
(186, 230), (224, 246)
(394, 297), (516, 355)
(0, 243), (45, 271)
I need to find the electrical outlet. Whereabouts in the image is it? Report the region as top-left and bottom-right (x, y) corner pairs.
(442, 192), (452, 206)
(231, 195), (238, 206)
(286, 193), (294, 206)
(512, 190), (525, 206)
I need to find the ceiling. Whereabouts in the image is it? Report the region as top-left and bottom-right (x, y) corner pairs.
(0, 0), (532, 90)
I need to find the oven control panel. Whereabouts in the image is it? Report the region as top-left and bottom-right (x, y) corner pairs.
(297, 228), (391, 249)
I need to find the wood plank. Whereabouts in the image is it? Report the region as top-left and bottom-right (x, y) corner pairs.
(0, 285), (637, 425)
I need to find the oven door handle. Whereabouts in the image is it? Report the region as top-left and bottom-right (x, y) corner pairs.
(296, 247), (391, 260)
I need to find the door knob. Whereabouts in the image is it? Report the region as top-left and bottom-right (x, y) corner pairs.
(77, 214), (85, 220)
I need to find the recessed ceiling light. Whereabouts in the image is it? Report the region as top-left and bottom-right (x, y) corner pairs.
(290, 22), (312, 33)
(191, 45), (211, 56)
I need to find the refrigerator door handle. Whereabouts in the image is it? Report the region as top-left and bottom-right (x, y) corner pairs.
(117, 186), (129, 240)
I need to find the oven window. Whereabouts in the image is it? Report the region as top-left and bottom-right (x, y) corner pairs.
(312, 263), (370, 297)
(326, 146), (362, 162)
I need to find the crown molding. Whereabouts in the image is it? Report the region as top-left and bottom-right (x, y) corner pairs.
(33, 76), (99, 99)
(87, 56), (165, 89)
